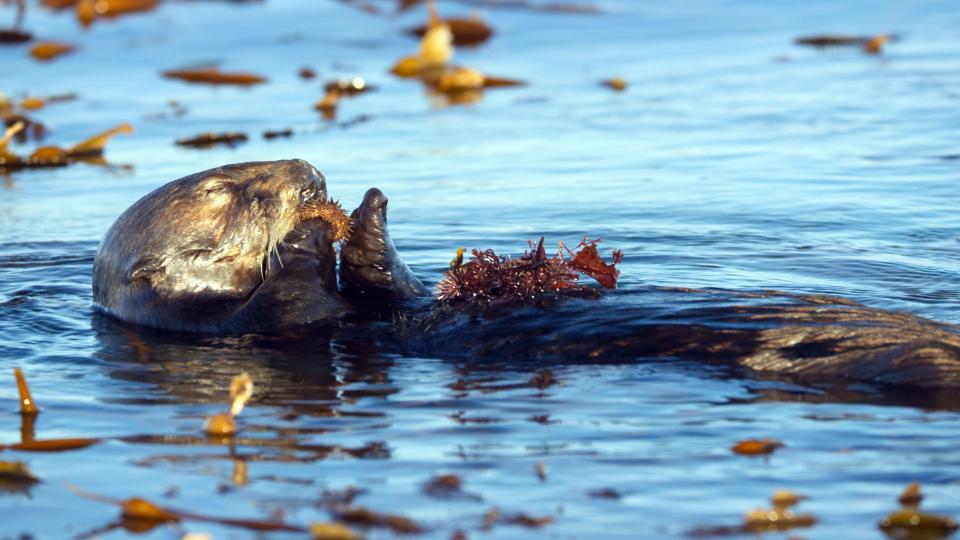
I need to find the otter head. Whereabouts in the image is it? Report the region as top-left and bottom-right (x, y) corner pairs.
(93, 159), (347, 332)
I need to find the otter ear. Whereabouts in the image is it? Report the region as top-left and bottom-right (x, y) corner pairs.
(128, 256), (165, 283)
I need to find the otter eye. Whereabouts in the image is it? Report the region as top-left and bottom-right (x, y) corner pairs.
(299, 186), (316, 202)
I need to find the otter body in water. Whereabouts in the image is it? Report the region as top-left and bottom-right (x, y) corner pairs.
(93, 160), (960, 388)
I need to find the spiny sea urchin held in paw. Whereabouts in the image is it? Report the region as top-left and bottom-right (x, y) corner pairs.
(300, 200), (353, 242)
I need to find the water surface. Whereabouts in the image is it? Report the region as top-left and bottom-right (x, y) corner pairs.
(2, 0), (959, 538)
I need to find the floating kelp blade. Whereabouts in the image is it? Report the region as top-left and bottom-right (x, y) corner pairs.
(76, 0), (158, 27)
(175, 132), (248, 149)
(795, 33), (896, 54)
(14, 367), (38, 415)
(29, 41), (75, 61)
(10, 438), (100, 452)
(163, 67), (267, 86)
(0, 29), (32, 43)
(309, 522), (362, 540)
(408, 17), (494, 46)
(602, 77), (627, 91)
(69, 123), (133, 156)
(335, 506), (424, 534)
(70, 486), (307, 532)
(731, 438), (784, 456)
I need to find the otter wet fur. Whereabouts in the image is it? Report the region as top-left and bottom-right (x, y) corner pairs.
(93, 160), (960, 388)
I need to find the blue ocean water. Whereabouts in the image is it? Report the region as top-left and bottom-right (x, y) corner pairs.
(1, 0), (959, 538)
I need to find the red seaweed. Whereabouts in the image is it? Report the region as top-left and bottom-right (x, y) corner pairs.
(436, 237), (621, 302)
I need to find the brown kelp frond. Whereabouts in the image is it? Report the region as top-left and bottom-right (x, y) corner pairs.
(68, 123), (133, 157)
(436, 237), (622, 302)
(299, 199), (353, 242)
(14, 367), (38, 415)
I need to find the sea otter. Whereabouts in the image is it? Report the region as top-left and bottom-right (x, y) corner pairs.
(92, 160), (960, 388)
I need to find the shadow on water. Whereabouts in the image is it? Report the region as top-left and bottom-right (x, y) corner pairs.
(90, 285), (960, 413)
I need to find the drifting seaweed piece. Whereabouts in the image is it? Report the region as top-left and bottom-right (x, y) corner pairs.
(899, 482), (924, 508)
(10, 437), (99, 452)
(76, 0), (158, 27)
(299, 66), (317, 80)
(335, 507), (424, 534)
(70, 486), (307, 532)
(390, 0), (453, 77)
(121, 497), (180, 523)
(436, 238), (578, 301)
(19, 96), (45, 110)
(68, 122), (133, 156)
(41, 0), (76, 8)
(422, 473), (481, 501)
(29, 41), (75, 61)
(423, 473), (462, 494)
(795, 34), (870, 47)
(420, 1), (453, 67)
(163, 67), (267, 86)
(0, 121), (24, 166)
(315, 78), (372, 119)
(743, 489), (816, 533)
(229, 373), (253, 415)
(588, 488), (621, 499)
(263, 128), (293, 140)
(879, 483), (958, 539)
(770, 489), (806, 508)
(0, 461), (39, 483)
(795, 33), (896, 52)
(0, 460), (38, 494)
(0, 29), (31, 43)
(390, 55), (423, 78)
(28, 145), (68, 167)
(408, 16), (493, 46)
(310, 522), (362, 540)
(602, 77), (627, 91)
(299, 199), (352, 242)
(480, 74), (525, 88)
(880, 511), (957, 539)
(437, 66), (485, 92)
(14, 367), (37, 415)
(175, 131), (248, 149)
(437, 236), (621, 302)
(566, 238), (622, 289)
(325, 78), (373, 97)
(731, 438), (784, 456)
(3, 114), (45, 143)
(203, 372), (253, 437)
(865, 33), (892, 54)
(502, 512), (553, 528)
(314, 88), (340, 119)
